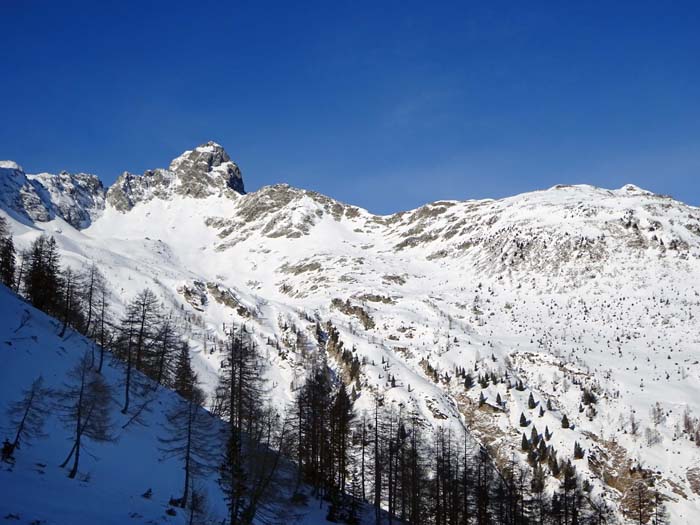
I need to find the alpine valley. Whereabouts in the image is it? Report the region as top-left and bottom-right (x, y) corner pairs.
(1, 142), (699, 524)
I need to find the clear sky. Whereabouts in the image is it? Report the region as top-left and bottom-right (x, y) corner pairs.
(1, 1), (699, 213)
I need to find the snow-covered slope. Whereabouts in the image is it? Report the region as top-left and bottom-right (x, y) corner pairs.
(0, 285), (223, 523)
(2, 143), (700, 523)
(0, 284), (374, 524)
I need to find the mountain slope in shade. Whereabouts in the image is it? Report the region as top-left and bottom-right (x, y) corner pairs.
(2, 143), (700, 523)
(0, 284), (374, 524)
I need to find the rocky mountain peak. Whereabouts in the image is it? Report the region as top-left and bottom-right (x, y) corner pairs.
(105, 141), (245, 211)
(168, 141), (244, 195)
(169, 141), (228, 170)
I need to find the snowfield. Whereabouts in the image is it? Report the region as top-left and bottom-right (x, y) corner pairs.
(2, 142), (700, 523)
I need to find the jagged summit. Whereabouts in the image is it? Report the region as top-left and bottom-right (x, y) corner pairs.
(169, 141), (226, 168)
(105, 141), (245, 211)
(168, 141), (244, 193)
(0, 141), (247, 224)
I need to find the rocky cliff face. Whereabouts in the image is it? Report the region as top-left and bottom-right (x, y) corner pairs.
(0, 161), (105, 228)
(1, 141), (245, 223)
(106, 141), (244, 211)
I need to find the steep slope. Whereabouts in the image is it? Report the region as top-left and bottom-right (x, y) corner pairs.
(2, 143), (700, 522)
(0, 284), (373, 524)
(0, 284), (225, 524)
(0, 161), (104, 228)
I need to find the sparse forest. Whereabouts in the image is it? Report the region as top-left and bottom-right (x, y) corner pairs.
(0, 216), (674, 524)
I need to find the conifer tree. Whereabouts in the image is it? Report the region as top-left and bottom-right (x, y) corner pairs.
(58, 267), (81, 337)
(159, 365), (214, 508)
(548, 449), (560, 477)
(528, 392), (537, 409)
(0, 225), (16, 288)
(150, 314), (179, 387)
(216, 324), (281, 525)
(78, 262), (107, 338)
(329, 382), (354, 496)
(94, 275), (112, 374)
(521, 433), (530, 451)
(25, 235), (61, 314)
(118, 288), (162, 413)
(173, 342), (196, 400)
(3, 376), (52, 460)
(464, 373), (474, 390)
(57, 352), (113, 478)
(531, 463), (547, 523)
(627, 480), (654, 525)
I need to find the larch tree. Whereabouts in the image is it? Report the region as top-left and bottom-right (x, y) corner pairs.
(150, 314), (179, 388)
(57, 352), (114, 478)
(117, 288), (161, 414)
(78, 262), (106, 338)
(58, 266), (81, 337)
(3, 376), (52, 460)
(159, 355), (214, 509)
(216, 324), (281, 525)
(24, 235), (62, 315)
(0, 218), (16, 288)
(94, 274), (113, 374)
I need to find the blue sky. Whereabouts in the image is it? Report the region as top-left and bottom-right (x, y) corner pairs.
(1, 1), (698, 213)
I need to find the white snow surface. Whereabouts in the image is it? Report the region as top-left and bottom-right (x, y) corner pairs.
(2, 144), (700, 523)
(0, 160), (22, 170)
(0, 285), (374, 524)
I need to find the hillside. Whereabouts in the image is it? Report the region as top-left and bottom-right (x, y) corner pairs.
(0, 281), (378, 524)
(2, 142), (700, 523)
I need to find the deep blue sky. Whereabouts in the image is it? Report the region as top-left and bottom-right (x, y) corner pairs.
(1, 1), (699, 213)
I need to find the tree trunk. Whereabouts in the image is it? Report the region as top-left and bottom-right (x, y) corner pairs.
(122, 325), (134, 414)
(181, 401), (193, 508)
(12, 388), (35, 448)
(97, 295), (107, 373)
(68, 367), (85, 478)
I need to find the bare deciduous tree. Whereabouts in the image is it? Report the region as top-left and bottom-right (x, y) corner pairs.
(57, 353), (114, 478)
(3, 376), (52, 461)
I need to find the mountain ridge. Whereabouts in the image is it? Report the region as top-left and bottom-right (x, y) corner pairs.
(4, 141), (695, 228)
